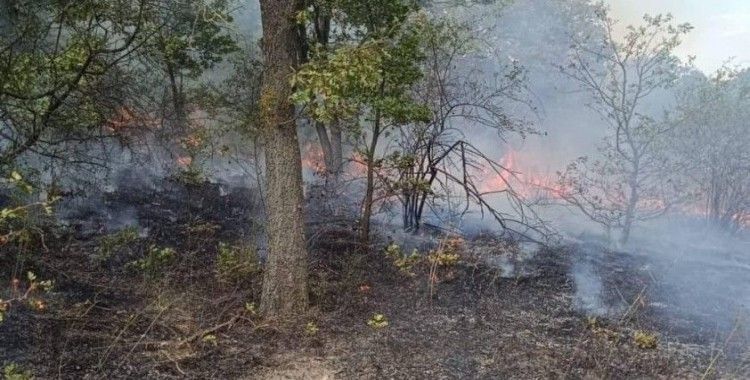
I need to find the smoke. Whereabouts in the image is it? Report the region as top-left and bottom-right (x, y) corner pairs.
(437, 0), (750, 345)
(32, 0), (749, 347)
(571, 255), (606, 315)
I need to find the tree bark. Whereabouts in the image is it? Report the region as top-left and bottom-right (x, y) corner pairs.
(258, 0), (308, 320)
(360, 111), (381, 246)
(621, 161), (640, 245)
(330, 121), (343, 177)
(314, 120), (335, 173)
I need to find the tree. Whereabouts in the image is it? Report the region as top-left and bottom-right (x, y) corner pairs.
(670, 67), (750, 232)
(297, 1), (342, 181)
(388, 16), (542, 237)
(257, 0), (309, 319)
(294, 4), (551, 243)
(292, 1), (430, 245)
(295, 0), (420, 183)
(141, 0), (237, 160)
(0, 0), (151, 173)
(557, 9), (691, 244)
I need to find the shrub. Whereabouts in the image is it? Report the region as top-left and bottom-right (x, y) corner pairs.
(634, 330), (658, 349)
(97, 226), (139, 261)
(3, 363), (33, 380)
(127, 245), (176, 279)
(385, 243), (421, 275)
(216, 242), (260, 284)
(1, 171), (56, 252)
(367, 313), (389, 328)
(427, 237), (463, 267)
(305, 321), (319, 336)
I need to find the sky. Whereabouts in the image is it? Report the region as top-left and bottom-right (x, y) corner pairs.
(605, 0), (750, 74)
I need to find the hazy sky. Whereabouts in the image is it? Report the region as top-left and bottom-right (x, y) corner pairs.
(606, 0), (750, 73)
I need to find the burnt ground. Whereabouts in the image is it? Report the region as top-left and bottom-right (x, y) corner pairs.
(1, 180), (748, 379)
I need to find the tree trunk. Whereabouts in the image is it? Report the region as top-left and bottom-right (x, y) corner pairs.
(621, 167), (640, 245)
(329, 121), (343, 178)
(360, 112), (381, 246)
(306, 9), (343, 184)
(258, 0), (308, 320)
(314, 120), (335, 174)
(166, 61), (189, 160)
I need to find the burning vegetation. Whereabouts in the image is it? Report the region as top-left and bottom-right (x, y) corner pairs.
(1, 0), (749, 378)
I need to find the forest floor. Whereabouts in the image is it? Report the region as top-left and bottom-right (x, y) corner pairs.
(1, 180), (748, 379)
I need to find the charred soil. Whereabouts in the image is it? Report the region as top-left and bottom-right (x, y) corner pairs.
(1, 182), (747, 379)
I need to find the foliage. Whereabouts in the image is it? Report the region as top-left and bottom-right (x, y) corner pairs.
(292, 6), (431, 126)
(144, 0), (238, 80)
(127, 245), (176, 279)
(244, 302), (257, 316)
(669, 67), (750, 231)
(425, 237), (463, 298)
(427, 238), (463, 267)
(97, 226), (140, 261)
(0, 0), (240, 179)
(633, 330), (658, 349)
(0, 169), (56, 324)
(385, 243), (422, 275)
(557, 8), (692, 243)
(201, 334), (218, 346)
(141, 0), (239, 173)
(216, 242), (260, 285)
(0, 0), (152, 169)
(389, 15), (544, 236)
(305, 321), (320, 335)
(367, 313), (389, 328)
(211, 52), (264, 136)
(0, 171), (56, 248)
(2, 363), (33, 380)
(385, 239), (462, 284)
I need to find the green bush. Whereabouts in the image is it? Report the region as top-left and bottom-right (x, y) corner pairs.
(216, 242), (260, 284)
(97, 226), (139, 261)
(1, 171), (56, 251)
(385, 243), (421, 275)
(127, 245), (176, 279)
(3, 362), (33, 380)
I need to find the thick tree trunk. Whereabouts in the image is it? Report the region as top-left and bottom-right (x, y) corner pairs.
(258, 0), (308, 320)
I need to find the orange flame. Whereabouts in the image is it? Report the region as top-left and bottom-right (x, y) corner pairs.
(301, 142), (326, 174)
(478, 149), (568, 200)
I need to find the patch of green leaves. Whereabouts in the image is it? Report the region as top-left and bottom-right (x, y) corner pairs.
(216, 242), (260, 285)
(97, 226), (139, 261)
(3, 363), (33, 380)
(385, 243), (421, 275)
(127, 246), (176, 279)
(367, 313), (389, 328)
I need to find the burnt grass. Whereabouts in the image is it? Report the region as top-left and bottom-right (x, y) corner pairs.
(1, 181), (748, 379)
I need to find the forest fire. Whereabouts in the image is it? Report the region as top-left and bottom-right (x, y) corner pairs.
(478, 149), (568, 200)
(301, 142), (326, 175)
(300, 145), (367, 179)
(2, 1), (749, 378)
